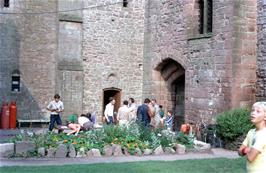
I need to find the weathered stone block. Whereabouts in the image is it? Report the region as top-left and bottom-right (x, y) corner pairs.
(176, 144), (186, 154)
(103, 145), (113, 156)
(153, 145), (164, 155)
(55, 144), (68, 158)
(37, 147), (45, 157)
(87, 149), (101, 157)
(46, 148), (56, 158)
(15, 141), (35, 155)
(0, 143), (14, 157)
(143, 149), (153, 155)
(112, 144), (123, 156)
(68, 144), (76, 158)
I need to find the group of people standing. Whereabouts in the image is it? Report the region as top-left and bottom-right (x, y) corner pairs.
(46, 94), (174, 135)
(104, 97), (137, 126)
(135, 98), (173, 129)
(104, 97), (173, 130)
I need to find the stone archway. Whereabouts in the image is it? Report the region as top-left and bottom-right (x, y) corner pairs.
(154, 58), (185, 131)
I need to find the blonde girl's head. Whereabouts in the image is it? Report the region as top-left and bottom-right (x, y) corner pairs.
(252, 101), (266, 120)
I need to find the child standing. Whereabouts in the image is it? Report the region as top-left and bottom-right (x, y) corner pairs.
(47, 94), (64, 132)
(238, 102), (266, 173)
(159, 105), (164, 118)
(160, 110), (173, 130)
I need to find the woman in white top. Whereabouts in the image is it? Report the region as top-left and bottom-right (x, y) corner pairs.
(78, 113), (94, 130)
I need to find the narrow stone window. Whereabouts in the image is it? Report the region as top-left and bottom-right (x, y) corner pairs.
(11, 70), (20, 92)
(206, 0), (213, 33)
(123, 0), (128, 7)
(194, 0), (212, 35)
(4, 0), (9, 8)
(198, 0), (204, 34)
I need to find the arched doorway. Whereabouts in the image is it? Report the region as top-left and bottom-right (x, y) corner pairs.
(102, 88), (121, 123)
(154, 58), (185, 131)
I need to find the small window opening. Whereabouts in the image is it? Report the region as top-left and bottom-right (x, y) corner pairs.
(123, 0), (128, 7)
(198, 0), (204, 34)
(4, 0), (9, 8)
(206, 0), (213, 33)
(11, 70), (20, 92)
(194, 0), (213, 35)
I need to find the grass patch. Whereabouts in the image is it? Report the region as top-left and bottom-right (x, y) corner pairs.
(1, 158), (246, 173)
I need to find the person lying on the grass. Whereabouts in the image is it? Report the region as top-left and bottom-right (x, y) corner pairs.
(67, 114), (81, 136)
(78, 113), (94, 131)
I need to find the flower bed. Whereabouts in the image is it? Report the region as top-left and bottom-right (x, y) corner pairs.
(8, 123), (196, 158)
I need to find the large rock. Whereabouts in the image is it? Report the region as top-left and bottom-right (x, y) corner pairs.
(76, 147), (86, 158)
(15, 141), (35, 155)
(143, 149), (152, 155)
(103, 145), (113, 156)
(55, 144), (68, 157)
(46, 148), (56, 157)
(135, 148), (142, 156)
(176, 144), (186, 154)
(164, 147), (175, 154)
(193, 140), (211, 152)
(154, 145), (164, 155)
(68, 144), (76, 158)
(112, 144), (123, 156)
(0, 143), (14, 157)
(87, 149), (101, 157)
(122, 148), (130, 156)
(37, 147), (45, 157)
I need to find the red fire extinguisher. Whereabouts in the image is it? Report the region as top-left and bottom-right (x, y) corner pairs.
(9, 101), (17, 129)
(1, 102), (9, 129)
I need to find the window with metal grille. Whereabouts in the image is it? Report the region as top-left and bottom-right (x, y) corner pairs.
(11, 70), (20, 92)
(4, 0), (9, 8)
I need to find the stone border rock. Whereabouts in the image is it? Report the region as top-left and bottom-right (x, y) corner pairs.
(1, 140), (212, 158)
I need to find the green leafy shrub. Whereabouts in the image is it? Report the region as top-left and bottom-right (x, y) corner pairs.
(216, 108), (254, 149)
(176, 132), (193, 148)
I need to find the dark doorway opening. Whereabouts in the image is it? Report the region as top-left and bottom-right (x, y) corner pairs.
(172, 74), (185, 131)
(103, 88), (121, 123)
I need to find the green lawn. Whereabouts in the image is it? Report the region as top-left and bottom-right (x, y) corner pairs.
(1, 158), (246, 173)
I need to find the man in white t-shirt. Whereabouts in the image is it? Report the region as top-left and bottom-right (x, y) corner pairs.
(46, 94), (64, 132)
(104, 97), (115, 124)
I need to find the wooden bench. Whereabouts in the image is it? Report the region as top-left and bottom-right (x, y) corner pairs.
(17, 119), (50, 128)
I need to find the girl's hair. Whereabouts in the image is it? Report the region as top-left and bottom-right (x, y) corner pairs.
(252, 102), (266, 114)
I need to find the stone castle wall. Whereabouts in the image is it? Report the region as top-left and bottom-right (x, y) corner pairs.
(0, 0), (263, 125)
(57, 0), (84, 119)
(257, 0), (266, 100)
(82, 0), (146, 115)
(0, 0), (58, 120)
(143, 0), (257, 123)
